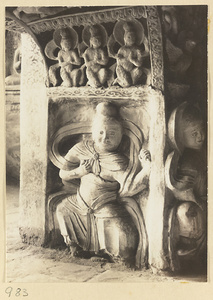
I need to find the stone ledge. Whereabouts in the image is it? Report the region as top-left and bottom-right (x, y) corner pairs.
(47, 84), (162, 101)
(5, 85), (20, 94)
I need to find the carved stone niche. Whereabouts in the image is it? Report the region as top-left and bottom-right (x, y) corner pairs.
(15, 6), (167, 270)
(46, 87), (166, 269)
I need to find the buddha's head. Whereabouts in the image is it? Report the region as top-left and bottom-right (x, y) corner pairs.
(92, 102), (123, 153)
(180, 106), (205, 150)
(169, 103), (205, 152)
(89, 26), (102, 49)
(60, 29), (73, 50)
(123, 22), (136, 46)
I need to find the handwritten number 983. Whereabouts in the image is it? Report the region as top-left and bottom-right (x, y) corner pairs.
(5, 287), (28, 297)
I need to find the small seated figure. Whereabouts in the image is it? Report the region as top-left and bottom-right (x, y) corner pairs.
(114, 22), (148, 87)
(82, 25), (109, 87)
(166, 103), (207, 268)
(57, 29), (82, 87)
(55, 102), (151, 266)
(5, 46), (21, 86)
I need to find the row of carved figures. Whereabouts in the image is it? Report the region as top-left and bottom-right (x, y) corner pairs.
(44, 20), (151, 88)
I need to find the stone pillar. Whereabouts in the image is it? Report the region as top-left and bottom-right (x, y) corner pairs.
(144, 7), (168, 270)
(146, 91), (168, 270)
(19, 33), (48, 246)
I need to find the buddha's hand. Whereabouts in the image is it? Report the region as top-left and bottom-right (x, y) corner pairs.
(78, 159), (92, 176)
(129, 52), (134, 61)
(138, 149), (151, 170)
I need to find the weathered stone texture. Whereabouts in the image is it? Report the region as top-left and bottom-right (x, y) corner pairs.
(19, 33), (48, 245)
(146, 92), (168, 269)
(6, 89), (20, 181)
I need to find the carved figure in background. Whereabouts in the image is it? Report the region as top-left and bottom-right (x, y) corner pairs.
(165, 102), (206, 270)
(108, 20), (150, 87)
(55, 102), (151, 267)
(45, 28), (84, 87)
(165, 30), (197, 84)
(161, 6), (178, 42)
(161, 6), (199, 102)
(81, 25), (109, 87)
(5, 45), (21, 86)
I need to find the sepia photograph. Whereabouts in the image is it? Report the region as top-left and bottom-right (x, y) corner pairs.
(3, 3), (209, 289)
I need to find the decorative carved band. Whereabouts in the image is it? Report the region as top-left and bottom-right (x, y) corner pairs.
(5, 19), (26, 33)
(6, 7), (147, 34)
(146, 6), (164, 91)
(29, 6), (146, 34)
(47, 85), (162, 100)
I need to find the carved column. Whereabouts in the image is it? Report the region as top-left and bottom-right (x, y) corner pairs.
(19, 33), (48, 245)
(145, 6), (168, 270)
(146, 91), (168, 270)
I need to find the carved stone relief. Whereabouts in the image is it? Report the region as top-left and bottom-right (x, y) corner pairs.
(146, 6), (164, 91)
(6, 6), (165, 93)
(28, 6), (147, 34)
(107, 20), (150, 87)
(45, 28), (84, 87)
(81, 24), (110, 87)
(48, 101), (151, 267)
(44, 17), (152, 89)
(5, 6), (207, 275)
(161, 10), (208, 266)
(165, 102), (207, 271)
(5, 31), (22, 86)
(160, 5), (207, 112)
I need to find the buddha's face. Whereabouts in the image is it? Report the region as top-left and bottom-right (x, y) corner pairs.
(90, 36), (101, 49)
(185, 39), (196, 53)
(182, 121), (205, 150)
(124, 32), (136, 46)
(61, 39), (72, 51)
(92, 119), (123, 152)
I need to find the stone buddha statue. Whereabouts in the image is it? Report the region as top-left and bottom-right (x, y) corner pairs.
(57, 29), (83, 87)
(55, 102), (151, 267)
(166, 102), (207, 267)
(107, 21), (150, 88)
(82, 25), (109, 88)
(5, 44), (21, 86)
